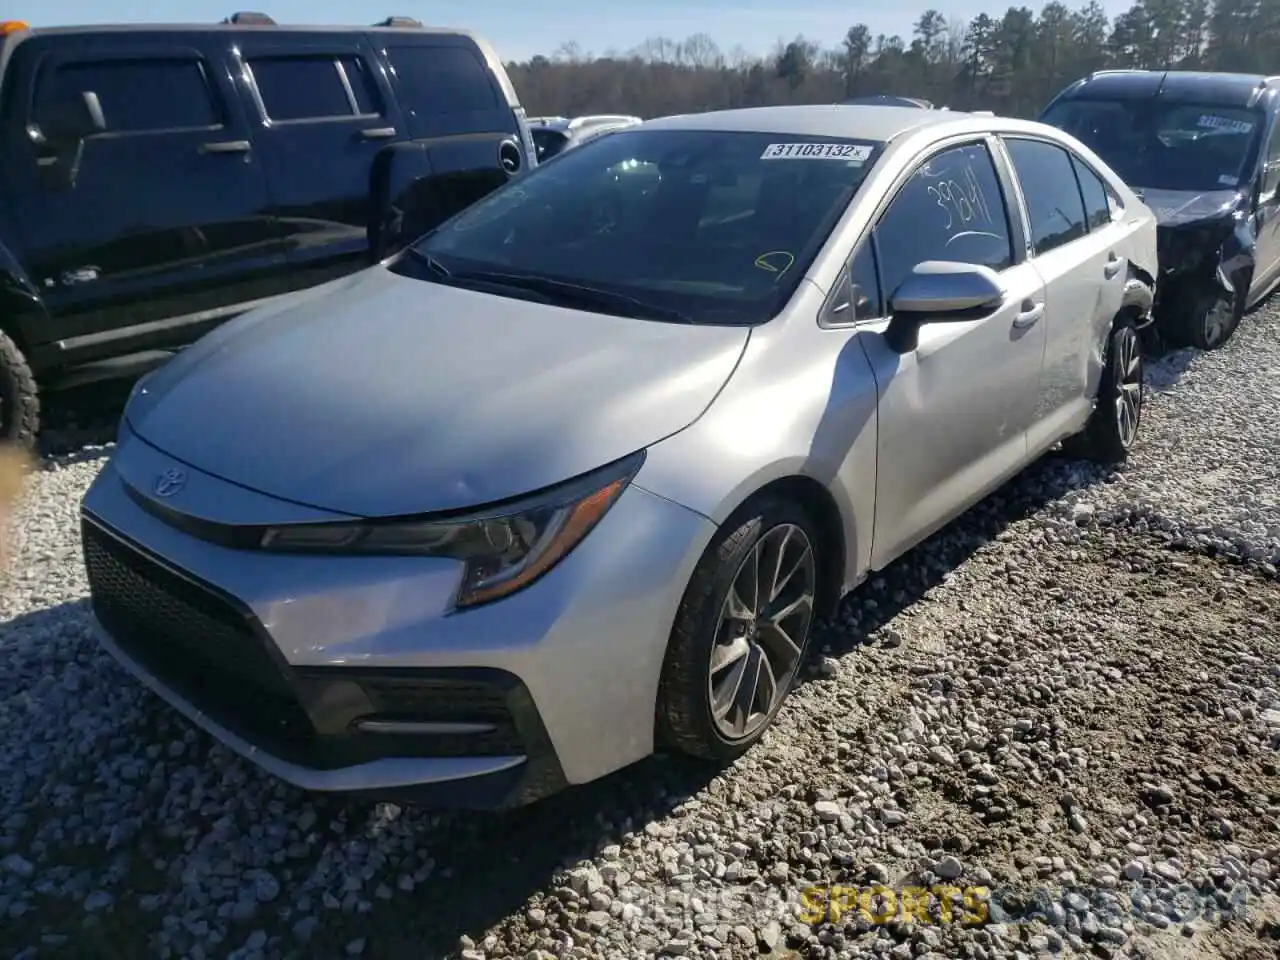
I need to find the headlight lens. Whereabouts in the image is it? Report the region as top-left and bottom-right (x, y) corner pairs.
(258, 451), (644, 608)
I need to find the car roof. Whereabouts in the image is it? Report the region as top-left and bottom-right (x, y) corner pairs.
(8, 22), (479, 39)
(1058, 69), (1280, 109)
(641, 104), (965, 142)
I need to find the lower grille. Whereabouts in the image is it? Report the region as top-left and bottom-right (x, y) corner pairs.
(81, 517), (317, 759)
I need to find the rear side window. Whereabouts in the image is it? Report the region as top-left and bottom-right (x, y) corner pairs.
(1004, 138), (1088, 255)
(873, 141), (1013, 299)
(33, 58), (218, 133)
(249, 55), (379, 121)
(385, 45), (500, 116)
(1071, 155), (1112, 230)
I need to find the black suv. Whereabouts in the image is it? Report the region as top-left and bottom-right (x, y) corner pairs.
(1040, 70), (1280, 351)
(0, 13), (536, 443)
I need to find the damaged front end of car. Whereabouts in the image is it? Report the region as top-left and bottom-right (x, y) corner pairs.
(1146, 188), (1256, 350)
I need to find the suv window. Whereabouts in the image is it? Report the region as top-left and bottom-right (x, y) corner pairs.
(1004, 138), (1088, 255)
(33, 58), (218, 133)
(248, 56), (378, 122)
(386, 45), (499, 116)
(873, 141), (1012, 300)
(405, 128), (882, 325)
(1070, 155), (1112, 231)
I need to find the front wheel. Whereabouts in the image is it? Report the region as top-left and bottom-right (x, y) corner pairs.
(1168, 281), (1245, 351)
(0, 331), (39, 448)
(1062, 318), (1143, 465)
(655, 498), (821, 762)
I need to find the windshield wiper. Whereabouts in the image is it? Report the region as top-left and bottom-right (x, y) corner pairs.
(447, 270), (696, 324)
(403, 248), (454, 279)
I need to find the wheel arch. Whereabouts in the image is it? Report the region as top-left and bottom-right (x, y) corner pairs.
(716, 474), (848, 619)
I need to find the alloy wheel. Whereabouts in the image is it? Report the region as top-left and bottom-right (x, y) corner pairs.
(707, 523), (816, 740)
(1201, 295), (1235, 349)
(1114, 326), (1143, 449)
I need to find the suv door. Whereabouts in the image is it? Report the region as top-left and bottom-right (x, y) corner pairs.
(1252, 112), (1280, 299)
(234, 36), (406, 290)
(999, 136), (1127, 453)
(373, 35), (524, 229)
(842, 138), (1048, 568)
(1, 36), (284, 368)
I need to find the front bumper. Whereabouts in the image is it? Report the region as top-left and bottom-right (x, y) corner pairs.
(80, 439), (715, 808)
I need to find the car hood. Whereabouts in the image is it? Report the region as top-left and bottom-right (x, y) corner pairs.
(1139, 188), (1241, 228)
(126, 267), (750, 518)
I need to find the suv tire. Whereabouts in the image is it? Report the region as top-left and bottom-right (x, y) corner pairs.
(0, 330), (39, 449)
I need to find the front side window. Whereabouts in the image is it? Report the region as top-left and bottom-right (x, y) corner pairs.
(873, 141), (1013, 301)
(1005, 138), (1089, 255)
(385, 45), (500, 117)
(1041, 98), (1263, 193)
(33, 58), (218, 133)
(401, 129), (883, 325)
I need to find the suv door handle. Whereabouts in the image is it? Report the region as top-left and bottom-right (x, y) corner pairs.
(1104, 253), (1124, 278)
(199, 140), (251, 154)
(1012, 300), (1044, 329)
(359, 127), (397, 139)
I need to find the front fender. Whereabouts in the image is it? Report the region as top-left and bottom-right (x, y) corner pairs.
(1217, 214), (1257, 294)
(0, 241), (48, 361)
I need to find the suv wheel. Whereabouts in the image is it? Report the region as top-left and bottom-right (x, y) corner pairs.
(1062, 317), (1143, 465)
(1170, 282), (1245, 351)
(655, 497), (820, 761)
(0, 331), (38, 448)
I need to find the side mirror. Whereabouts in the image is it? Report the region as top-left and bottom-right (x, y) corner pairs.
(883, 260), (1004, 353)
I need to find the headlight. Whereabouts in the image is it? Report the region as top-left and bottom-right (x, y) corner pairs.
(258, 450), (644, 608)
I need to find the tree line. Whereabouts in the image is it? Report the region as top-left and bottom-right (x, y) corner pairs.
(505, 0), (1280, 120)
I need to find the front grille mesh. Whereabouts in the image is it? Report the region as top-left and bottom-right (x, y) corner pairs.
(82, 518), (316, 755)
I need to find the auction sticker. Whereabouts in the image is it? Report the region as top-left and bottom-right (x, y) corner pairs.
(1198, 115), (1253, 134)
(761, 142), (873, 161)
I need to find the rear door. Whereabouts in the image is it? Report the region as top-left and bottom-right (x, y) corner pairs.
(372, 35), (524, 230)
(1252, 112), (1280, 298)
(234, 33), (406, 290)
(998, 135), (1129, 453)
(1, 32), (284, 364)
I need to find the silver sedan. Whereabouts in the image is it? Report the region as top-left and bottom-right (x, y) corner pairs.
(80, 104), (1158, 808)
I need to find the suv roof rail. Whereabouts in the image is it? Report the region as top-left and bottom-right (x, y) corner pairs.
(373, 16), (423, 27)
(222, 11), (276, 24)
(1087, 68), (1147, 80)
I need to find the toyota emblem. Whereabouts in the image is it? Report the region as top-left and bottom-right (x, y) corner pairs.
(153, 468), (187, 498)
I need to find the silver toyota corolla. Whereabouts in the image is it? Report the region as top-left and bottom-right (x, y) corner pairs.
(80, 105), (1159, 808)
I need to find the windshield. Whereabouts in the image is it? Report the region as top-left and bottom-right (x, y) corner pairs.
(401, 128), (883, 325)
(1042, 98), (1262, 193)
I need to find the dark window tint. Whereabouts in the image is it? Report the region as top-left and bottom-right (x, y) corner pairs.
(1005, 138), (1088, 254)
(341, 57), (382, 115)
(874, 142), (1012, 299)
(850, 242), (881, 320)
(249, 56), (368, 121)
(408, 128), (881, 326)
(1071, 155), (1112, 231)
(33, 58), (217, 133)
(386, 45), (499, 116)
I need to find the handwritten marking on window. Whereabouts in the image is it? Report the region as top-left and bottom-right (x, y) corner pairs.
(924, 163), (994, 233)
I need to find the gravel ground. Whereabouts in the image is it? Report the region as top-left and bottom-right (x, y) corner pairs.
(1, 306), (1278, 960)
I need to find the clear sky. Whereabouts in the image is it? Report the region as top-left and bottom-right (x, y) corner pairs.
(22, 2), (1135, 63)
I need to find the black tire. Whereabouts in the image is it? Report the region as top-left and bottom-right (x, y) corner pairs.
(1062, 317), (1143, 466)
(0, 330), (39, 449)
(655, 496), (821, 762)
(1165, 280), (1245, 351)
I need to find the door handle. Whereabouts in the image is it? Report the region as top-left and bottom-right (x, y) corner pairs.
(1104, 253), (1125, 278)
(359, 127), (397, 140)
(1012, 300), (1044, 329)
(199, 140), (251, 154)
